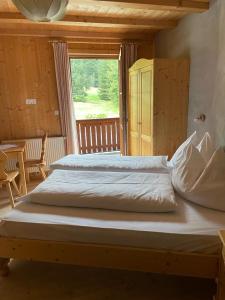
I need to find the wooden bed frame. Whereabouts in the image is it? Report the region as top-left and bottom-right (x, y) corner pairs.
(0, 232), (225, 299)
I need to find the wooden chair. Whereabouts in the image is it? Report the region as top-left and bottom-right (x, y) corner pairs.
(0, 151), (20, 208)
(24, 132), (48, 182)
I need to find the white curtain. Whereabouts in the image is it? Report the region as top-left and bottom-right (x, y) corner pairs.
(52, 41), (79, 154)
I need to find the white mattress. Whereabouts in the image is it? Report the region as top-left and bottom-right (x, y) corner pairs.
(0, 195), (224, 255)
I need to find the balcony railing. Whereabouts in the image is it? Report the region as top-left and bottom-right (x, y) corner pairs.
(76, 118), (120, 154)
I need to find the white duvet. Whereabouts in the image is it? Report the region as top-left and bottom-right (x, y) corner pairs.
(50, 154), (169, 173)
(27, 170), (176, 213)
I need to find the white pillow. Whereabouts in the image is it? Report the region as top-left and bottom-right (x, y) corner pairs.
(183, 147), (225, 211)
(170, 131), (198, 167)
(172, 143), (205, 193)
(197, 132), (214, 163)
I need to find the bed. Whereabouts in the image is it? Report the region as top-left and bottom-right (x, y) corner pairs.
(50, 154), (170, 173)
(0, 170), (225, 299)
(0, 198), (225, 298)
(0, 195), (224, 254)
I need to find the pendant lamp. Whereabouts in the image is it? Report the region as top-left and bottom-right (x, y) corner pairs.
(12, 0), (69, 22)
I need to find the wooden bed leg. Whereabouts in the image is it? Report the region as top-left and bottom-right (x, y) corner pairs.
(215, 256), (225, 300)
(0, 258), (10, 277)
(216, 232), (225, 300)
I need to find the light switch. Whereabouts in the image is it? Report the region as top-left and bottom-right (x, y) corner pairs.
(26, 99), (37, 105)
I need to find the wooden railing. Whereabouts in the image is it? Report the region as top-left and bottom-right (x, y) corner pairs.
(76, 118), (120, 154)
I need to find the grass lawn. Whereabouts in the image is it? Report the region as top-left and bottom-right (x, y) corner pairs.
(74, 100), (119, 120)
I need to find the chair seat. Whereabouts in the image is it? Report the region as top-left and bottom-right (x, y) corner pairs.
(24, 160), (46, 168)
(0, 170), (19, 183)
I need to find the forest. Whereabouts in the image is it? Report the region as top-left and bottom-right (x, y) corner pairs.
(70, 59), (119, 119)
(70, 59), (119, 104)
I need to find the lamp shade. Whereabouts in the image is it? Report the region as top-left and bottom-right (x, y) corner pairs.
(12, 0), (69, 22)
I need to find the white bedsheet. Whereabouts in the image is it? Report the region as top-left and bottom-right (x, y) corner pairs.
(26, 170), (176, 213)
(50, 154), (169, 173)
(0, 195), (223, 254)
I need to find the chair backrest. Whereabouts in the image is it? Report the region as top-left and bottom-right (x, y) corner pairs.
(40, 132), (48, 163)
(0, 151), (8, 180)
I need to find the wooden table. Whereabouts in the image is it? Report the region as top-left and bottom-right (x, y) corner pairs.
(1, 144), (27, 196)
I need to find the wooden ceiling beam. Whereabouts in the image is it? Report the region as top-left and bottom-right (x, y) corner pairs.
(0, 27), (154, 41)
(66, 37), (154, 44)
(63, 14), (177, 29)
(0, 12), (177, 30)
(93, 0), (209, 12)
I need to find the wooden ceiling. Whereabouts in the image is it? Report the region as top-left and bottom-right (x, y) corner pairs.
(0, 0), (209, 41)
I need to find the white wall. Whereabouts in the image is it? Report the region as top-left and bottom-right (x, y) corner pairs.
(155, 0), (225, 146)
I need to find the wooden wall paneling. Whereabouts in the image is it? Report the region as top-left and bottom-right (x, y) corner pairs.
(68, 39), (155, 59)
(68, 42), (121, 58)
(0, 37), (27, 138)
(0, 37), (61, 140)
(137, 41), (155, 59)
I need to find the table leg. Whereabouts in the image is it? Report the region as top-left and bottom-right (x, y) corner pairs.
(18, 152), (27, 195)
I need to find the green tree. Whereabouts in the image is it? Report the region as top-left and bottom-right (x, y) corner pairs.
(108, 60), (119, 104)
(71, 59), (102, 102)
(70, 59), (119, 106)
(70, 59), (87, 102)
(98, 60), (111, 101)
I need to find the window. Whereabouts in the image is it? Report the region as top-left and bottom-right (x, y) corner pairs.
(70, 58), (119, 120)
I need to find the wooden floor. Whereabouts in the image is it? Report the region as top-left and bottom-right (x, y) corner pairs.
(0, 179), (216, 300)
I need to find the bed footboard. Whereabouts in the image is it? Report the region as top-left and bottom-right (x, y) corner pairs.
(216, 232), (225, 300)
(0, 236), (219, 278)
(0, 257), (10, 277)
(0, 235), (222, 298)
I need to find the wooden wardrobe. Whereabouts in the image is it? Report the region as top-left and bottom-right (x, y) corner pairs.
(128, 58), (189, 158)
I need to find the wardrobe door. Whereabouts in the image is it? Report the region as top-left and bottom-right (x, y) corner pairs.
(139, 65), (153, 156)
(128, 69), (140, 155)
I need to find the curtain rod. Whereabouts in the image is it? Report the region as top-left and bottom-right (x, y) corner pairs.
(48, 39), (67, 43)
(48, 39), (143, 45)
